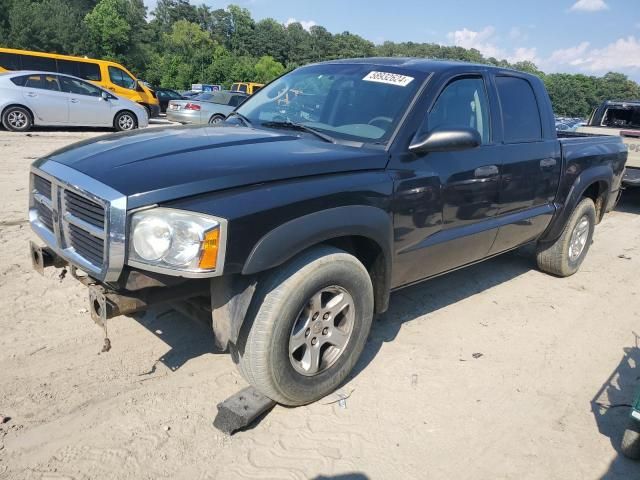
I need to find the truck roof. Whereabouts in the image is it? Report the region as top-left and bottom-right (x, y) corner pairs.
(313, 57), (536, 78)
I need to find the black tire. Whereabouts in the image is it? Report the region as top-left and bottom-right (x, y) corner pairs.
(230, 246), (374, 406)
(2, 106), (32, 132)
(536, 197), (596, 277)
(622, 421), (640, 460)
(114, 111), (138, 132)
(209, 114), (225, 125)
(142, 104), (151, 119)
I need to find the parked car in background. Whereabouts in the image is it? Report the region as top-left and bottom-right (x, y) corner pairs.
(0, 47), (160, 118)
(28, 59), (626, 407)
(154, 88), (185, 114)
(0, 71), (148, 132)
(577, 100), (640, 187)
(166, 91), (248, 125)
(231, 82), (264, 95)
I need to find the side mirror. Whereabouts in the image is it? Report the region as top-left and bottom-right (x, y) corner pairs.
(101, 91), (110, 101)
(409, 127), (482, 154)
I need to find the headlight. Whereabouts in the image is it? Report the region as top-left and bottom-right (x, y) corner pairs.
(128, 208), (226, 275)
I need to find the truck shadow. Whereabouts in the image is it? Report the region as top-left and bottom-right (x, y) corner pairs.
(592, 335), (640, 479)
(131, 305), (219, 372)
(352, 246), (535, 379)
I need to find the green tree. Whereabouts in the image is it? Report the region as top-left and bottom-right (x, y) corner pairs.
(6, 0), (97, 54)
(254, 55), (285, 83)
(227, 5), (255, 56)
(84, 0), (148, 71)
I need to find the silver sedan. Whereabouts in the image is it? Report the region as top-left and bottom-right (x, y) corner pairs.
(0, 71), (148, 132)
(166, 91), (248, 125)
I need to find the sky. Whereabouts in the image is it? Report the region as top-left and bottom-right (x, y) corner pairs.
(143, 0), (640, 80)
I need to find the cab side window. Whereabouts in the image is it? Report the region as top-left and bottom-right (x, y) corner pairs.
(428, 77), (490, 144)
(108, 66), (136, 90)
(43, 75), (62, 92)
(496, 76), (542, 143)
(60, 76), (102, 97)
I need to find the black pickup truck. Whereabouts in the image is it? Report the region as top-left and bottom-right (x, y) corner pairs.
(29, 59), (627, 406)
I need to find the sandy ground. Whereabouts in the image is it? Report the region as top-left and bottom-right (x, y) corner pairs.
(0, 124), (639, 480)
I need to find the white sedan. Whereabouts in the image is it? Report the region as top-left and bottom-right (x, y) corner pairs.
(0, 71), (148, 132)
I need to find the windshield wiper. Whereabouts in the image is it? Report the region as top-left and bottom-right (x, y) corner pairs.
(261, 121), (336, 144)
(227, 111), (252, 127)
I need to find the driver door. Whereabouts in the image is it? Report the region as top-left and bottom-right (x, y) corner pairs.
(392, 75), (503, 287)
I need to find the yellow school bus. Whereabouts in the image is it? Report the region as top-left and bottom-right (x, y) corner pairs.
(231, 82), (264, 95)
(0, 47), (160, 117)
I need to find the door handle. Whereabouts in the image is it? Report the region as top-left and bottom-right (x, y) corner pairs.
(474, 165), (499, 178)
(70, 99), (79, 103)
(26, 92), (37, 97)
(540, 158), (557, 169)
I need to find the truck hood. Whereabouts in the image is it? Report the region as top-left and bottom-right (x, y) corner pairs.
(38, 125), (389, 209)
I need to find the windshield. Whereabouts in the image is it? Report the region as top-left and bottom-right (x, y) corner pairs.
(236, 63), (426, 144)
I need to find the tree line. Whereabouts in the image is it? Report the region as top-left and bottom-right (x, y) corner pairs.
(1, 0), (639, 118)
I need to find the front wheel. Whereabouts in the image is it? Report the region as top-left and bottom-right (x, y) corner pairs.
(230, 246), (374, 406)
(209, 114), (225, 125)
(114, 111), (138, 132)
(536, 197), (596, 277)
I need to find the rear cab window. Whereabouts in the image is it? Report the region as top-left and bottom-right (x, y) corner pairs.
(601, 106), (640, 129)
(496, 76), (542, 143)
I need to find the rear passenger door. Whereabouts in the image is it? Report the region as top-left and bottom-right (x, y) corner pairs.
(17, 74), (69, 125)
(489, 75), (561, 254)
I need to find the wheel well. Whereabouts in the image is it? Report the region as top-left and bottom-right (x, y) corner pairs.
(114, 110), (138, 128)
(2, 104), (34, 123)
(582, 181), (608, 222)
(322, 236), (389, 314)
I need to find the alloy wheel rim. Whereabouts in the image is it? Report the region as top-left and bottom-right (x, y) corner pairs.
(210, 116), (222, 124)
(118, 115), (134, 130)
(289, 286), (355, 376)
(8, 111), (27, 129)
(569, 215), (590, 262)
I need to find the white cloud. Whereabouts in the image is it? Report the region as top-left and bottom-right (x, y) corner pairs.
(570, 0), (609, 12)
(284, 18), (317, 31)
(446, 26), (539, 63)
(447, 26), (502, 58)
(544, 37), (640, 74)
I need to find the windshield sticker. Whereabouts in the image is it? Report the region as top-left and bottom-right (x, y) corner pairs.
(363, 71), (414, 87)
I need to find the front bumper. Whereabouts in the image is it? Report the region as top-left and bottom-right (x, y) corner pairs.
(623, 167), (640, 187)
(29, 241), (208, 327)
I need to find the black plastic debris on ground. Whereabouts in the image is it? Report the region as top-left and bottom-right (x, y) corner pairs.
(213, 386), (276, 435)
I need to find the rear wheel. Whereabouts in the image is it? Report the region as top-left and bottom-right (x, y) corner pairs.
(536, 197), (596, 277)
(114, 111), (137, 132)
(230, 246), (374, 406)
(2, 106), (32, 132)
(209, 114), (225, 125)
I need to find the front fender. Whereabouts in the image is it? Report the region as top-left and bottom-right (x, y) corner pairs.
(242, 205), (393, 277)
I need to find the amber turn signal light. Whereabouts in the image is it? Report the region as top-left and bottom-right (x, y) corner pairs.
(198, 228), (220, 270)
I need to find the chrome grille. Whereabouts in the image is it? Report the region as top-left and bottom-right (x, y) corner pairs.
(29, 165), (127, 282)
(35, 201), (54, 231)
(64, 190), (105, 229)
(68, 223), (104, 265)
(33, 175), (52, 200)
